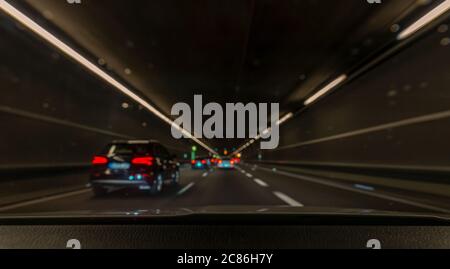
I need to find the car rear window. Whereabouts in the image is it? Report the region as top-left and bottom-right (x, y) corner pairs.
(102, 144), (152, 156)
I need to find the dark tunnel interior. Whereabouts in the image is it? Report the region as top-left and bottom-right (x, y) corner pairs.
(1, 0), (450, 216)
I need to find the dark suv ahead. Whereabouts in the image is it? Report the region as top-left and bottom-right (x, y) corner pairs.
(90, 140), (180, 196)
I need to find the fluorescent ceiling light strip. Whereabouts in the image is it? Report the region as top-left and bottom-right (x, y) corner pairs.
(398, 0), (450, 40)
(232, 1), (450, 154)
(0, 1), (216, 155)
(234, 74), (345, 155)
(276, 112), (294, 126)
(231, 112), (294, 156)
(304, 74), (347, 106)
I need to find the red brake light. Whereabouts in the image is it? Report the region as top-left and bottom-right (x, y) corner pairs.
(191, 160), (196, 165)
(230, 160), (235, 164)
(218, 160), (223, 164)
(132, 156), (154, 166)
(201, 160), (206, 164)
(92, 156), (108, 165)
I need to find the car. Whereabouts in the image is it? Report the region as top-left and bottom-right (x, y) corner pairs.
(90, 140), (180, 196)
(191, 157), (209, 170)
(217, 158), (235, 169)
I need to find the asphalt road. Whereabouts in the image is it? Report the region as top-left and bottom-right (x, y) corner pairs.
(3, 163), (450, 214)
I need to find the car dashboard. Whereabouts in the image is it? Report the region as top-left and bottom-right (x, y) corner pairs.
(1, 212), (450, 249)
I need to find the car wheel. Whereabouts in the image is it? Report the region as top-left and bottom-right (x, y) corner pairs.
(93, 186), (108, 197)
(150, 174), (163, 195)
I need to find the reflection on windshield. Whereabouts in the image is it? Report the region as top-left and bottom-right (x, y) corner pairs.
(0, 0), (450, 216)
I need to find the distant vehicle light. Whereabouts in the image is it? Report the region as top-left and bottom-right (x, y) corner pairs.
(201, 160), (207, 164)
(191, 160), (196, 165)
(132, 156), (154, 166)
(92, 156), (108, 165)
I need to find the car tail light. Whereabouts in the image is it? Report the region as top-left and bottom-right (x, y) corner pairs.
(191, 160), (196, 165)
(201, 160), (206, 164)
(132, 156), (154, 166)
(218, 160), (223, 164)
(230, 160), (235, 164)
(92, 156), (108, 165)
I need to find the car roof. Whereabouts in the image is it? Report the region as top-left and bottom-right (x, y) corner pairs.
(111, 140), (160, 145)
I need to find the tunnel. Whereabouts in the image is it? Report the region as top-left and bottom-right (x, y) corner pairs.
(0, 0), (450, 215)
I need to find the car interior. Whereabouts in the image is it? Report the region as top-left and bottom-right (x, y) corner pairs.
(1, 0), (450, 253)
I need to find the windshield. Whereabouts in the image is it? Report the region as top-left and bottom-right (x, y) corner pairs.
(1, 0), (450, 217)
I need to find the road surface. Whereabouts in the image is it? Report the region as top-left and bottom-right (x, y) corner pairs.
(3, 163), (450, 214)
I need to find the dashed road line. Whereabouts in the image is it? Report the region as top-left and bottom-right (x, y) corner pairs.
(254, 178), (269, 187)
(257, 166), (450, 213)
(246, 173), (253, 178)
(273, 191), (304, 207)
(177, 182), (195, 196)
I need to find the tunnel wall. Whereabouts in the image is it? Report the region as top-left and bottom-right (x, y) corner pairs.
(247, 17), (450, 170)
(0, 15), (198, 171)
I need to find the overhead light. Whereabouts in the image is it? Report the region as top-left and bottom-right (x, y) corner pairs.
(0, 1), (217, 155)
(276, 112), (294, 125)
(304, 74), (347, 106)
(397, 0), (450, 40)
(231, 112), (294, 156)
(234, 74), (344, 155)
(262, 128), (271, 135)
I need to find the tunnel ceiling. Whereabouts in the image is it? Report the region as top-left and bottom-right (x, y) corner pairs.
(8, 0), (424, 150)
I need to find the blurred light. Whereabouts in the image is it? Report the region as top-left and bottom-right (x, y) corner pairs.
(124, 68), (132, 75)
(231, 112), (295, 156)
(304, 75), (347, 106)
(92, 156), (108, 165)
(132, 157), (154, 166)
(0, 1), (217, 155)
(276, 113), (294, 125)
(397, 0), (450, 40)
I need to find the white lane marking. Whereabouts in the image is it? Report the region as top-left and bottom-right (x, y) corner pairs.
(202, 172), (209, 177)
(273, 191), (304, 207)
(0, 188), (92, 212)
(257, 166), (450, 213)
(254, 178), (269, 187)
(246, 173), (253, 178)
(177, 182), (195, 196)
(354, 184), (375, 191)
